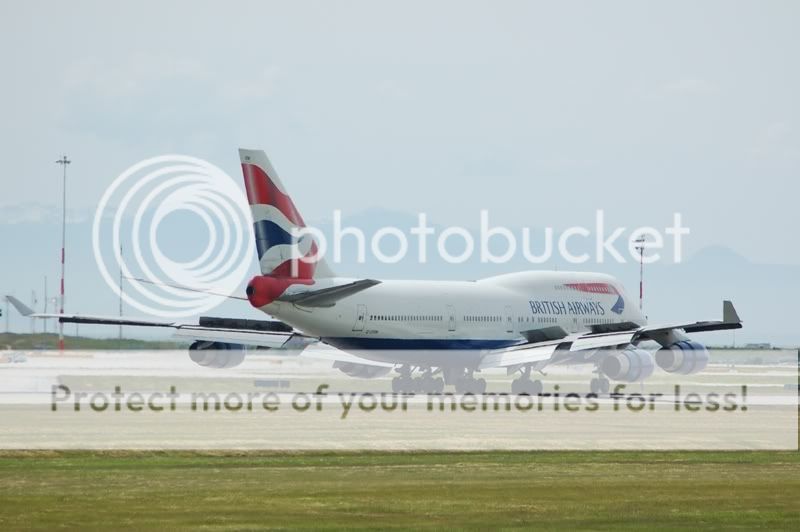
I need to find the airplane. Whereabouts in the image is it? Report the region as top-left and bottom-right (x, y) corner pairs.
(7, 148), (743, 394)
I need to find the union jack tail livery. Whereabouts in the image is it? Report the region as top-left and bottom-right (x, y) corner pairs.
(239, 149), (334, 280)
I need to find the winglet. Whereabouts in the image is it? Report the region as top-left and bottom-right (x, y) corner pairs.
(723, 300), (741, 324)
(6, 295), (35, 317)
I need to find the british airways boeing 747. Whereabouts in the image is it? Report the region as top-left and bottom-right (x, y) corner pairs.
(8, 148), (742, 394)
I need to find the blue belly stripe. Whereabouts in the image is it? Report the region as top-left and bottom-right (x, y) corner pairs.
(321, 337), (520, 350)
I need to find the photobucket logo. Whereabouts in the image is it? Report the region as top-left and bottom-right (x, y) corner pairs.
(291, 210), (690, 270)
(92, 155), (254, 318)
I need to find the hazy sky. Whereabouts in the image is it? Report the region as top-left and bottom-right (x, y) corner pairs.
(0, 0), (798, 265)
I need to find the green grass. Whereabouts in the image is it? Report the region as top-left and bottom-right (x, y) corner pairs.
(0, 332), (186, 350)
(0, 451), (798, 530)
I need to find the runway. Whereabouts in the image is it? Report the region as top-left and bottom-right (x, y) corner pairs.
(0, 350), (795, 450)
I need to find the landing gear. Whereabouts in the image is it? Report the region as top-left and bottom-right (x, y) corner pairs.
(392, 366), (444, 394)
(455, 376), (486, 394)
(511, 366), (543, 395)
(511, 378), (543, 395)
(418, 373), (445, 394)
(392, 365), (415, 393)
(589, 376), (610, 394)
(391, 376), (413, 393)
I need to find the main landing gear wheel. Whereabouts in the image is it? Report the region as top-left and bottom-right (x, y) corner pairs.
(511, 378), (543, 395)
(419, 375), (445, 394)
(392, 376), (410, 393)
(455, 377), (486, 394)
(590, 377), (610, 394)
(392, 370), (444, 394)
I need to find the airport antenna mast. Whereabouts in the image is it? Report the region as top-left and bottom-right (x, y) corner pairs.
(55, 155), (70, 351)
(634, 235), (646, 311)
(43, 276), (47, 334)
(119, 245), (123, 343)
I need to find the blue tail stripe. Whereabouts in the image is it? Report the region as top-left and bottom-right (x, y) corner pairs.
(253, 220), (295, 258)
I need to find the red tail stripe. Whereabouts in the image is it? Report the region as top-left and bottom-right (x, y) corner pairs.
(269, 242), (320, 278)
(241, 163), (305, 227)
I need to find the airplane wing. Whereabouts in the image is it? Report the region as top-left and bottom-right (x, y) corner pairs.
(5, 295), (311, 349)
(5, 273), (380, 348)
(479, 300), (742, 370)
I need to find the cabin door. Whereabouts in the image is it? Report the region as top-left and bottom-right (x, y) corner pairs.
(504, 305), (514, 333)
(352, 304), (367, 331)
(446, 305), (456, 332)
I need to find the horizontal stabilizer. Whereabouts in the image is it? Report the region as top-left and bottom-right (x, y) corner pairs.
(279, 279), (381, 307)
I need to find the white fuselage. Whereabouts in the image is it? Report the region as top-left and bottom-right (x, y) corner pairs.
(257, 271), (646, 366)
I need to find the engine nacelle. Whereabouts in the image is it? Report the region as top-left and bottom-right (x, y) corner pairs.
(655, 340), (709, 375)
(333, 361), (392, 379)
(189, 341), (246, 369)
(601, 348), (655, 382)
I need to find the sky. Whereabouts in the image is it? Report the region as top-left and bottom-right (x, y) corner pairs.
(0, 1), (798, 342)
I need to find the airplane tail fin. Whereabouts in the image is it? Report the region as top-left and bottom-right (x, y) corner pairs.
(238, 149), (334, 279)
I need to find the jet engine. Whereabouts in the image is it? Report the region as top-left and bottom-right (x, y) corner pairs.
(600, 347), (655, 382)
(655, 340), (709, 375)
(333, 361), (392, 379)
(189, 341), (246, 369)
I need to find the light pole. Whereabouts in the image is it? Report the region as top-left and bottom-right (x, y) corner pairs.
(119, 245), (123, 343)
(634, 235), (646, 312)
(55, 155), (70, 351)
(43, 276), (47, 334)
